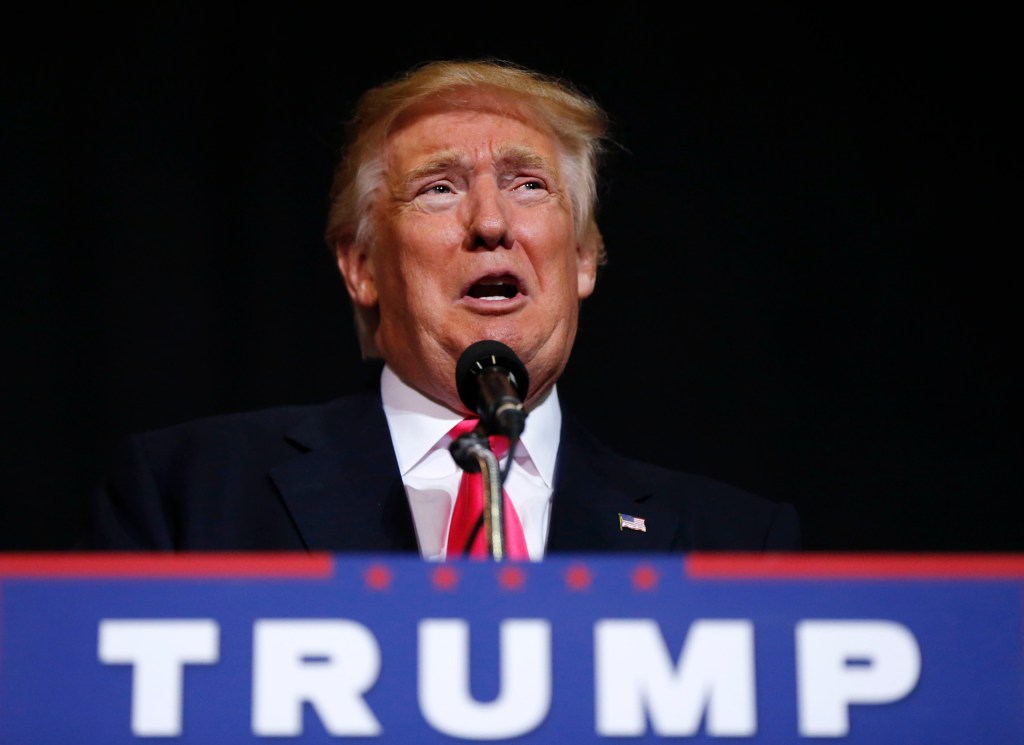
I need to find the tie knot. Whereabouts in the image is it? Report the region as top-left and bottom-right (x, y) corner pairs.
(448, 418), (510, 459)
(448, 418), (479, 439)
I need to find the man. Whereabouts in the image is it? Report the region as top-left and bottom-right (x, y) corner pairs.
(84, 59), (799, 557)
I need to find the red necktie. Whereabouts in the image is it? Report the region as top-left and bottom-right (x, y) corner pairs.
(446, 418), (529, 560)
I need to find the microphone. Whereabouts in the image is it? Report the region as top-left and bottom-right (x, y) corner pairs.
(455, 340), (529, 439)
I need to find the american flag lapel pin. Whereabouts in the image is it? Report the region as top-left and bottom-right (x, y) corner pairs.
(618, 513), (647, 532)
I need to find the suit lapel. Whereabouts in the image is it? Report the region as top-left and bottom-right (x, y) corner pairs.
(268, 393), (419, 553)
(547, 414), (680, 553)
(265, 395), (680, 554)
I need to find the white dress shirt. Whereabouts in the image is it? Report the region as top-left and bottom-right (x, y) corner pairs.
(380, 365), (560, 561)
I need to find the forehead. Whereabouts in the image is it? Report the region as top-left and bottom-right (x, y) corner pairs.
(384, 92), (562, 170)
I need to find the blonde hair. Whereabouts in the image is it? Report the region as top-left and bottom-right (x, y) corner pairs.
(324, 58), (611, 356)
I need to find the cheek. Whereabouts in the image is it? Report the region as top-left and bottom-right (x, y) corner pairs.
(369, 249), (419, 313)
(378, 221), (457, 295)
(520, 201), (573, 237)
(521, 214), (576, 267)
(393, 215), (465, 269)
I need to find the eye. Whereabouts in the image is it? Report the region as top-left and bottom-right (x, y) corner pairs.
(424, 183), (453, 195)
(515, 179), (546, 192)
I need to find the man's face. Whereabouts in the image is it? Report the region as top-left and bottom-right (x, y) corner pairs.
(341, 103), (597, 413)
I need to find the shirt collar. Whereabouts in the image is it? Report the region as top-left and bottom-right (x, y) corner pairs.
(380, 364), (561, 487)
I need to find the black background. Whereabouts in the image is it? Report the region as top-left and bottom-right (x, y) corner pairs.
(3, 9), (1018, 552)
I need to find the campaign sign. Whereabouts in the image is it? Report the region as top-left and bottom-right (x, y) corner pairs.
(0, 553), (1022, 743)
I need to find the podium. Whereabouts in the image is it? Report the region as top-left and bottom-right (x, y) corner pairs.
(1, 553), (1022, 743)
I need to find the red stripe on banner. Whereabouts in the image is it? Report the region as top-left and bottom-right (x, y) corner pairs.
(0, 553), (334, 579)
(686, 553), (1024, 579)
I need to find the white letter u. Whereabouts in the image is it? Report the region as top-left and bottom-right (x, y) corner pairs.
(419, 618), (551, 739)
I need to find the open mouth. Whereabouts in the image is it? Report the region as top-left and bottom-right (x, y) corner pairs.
(465, 276), (521, 301)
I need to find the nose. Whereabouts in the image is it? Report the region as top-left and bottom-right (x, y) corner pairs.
(465, 180), (511, 250)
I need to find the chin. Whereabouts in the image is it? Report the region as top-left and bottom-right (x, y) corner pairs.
(462, 322), (521, 349)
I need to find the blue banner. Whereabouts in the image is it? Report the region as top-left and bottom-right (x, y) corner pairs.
(1, 553), (1022, 743)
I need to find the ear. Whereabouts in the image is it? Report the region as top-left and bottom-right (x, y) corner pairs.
(576, 223), (600, 300)
(335, 237), (378, 308)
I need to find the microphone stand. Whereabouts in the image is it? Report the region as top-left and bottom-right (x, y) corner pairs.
(450, 428), (507, 560)
(452, 339), (530, 561)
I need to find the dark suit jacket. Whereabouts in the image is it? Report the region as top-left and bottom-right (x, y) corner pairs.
(83, 392), (800, 553)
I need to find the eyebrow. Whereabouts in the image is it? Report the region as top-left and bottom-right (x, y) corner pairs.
(403, 145), (556, 186)
(493, 145), (555, 174)
(404, 150), (471, 185)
